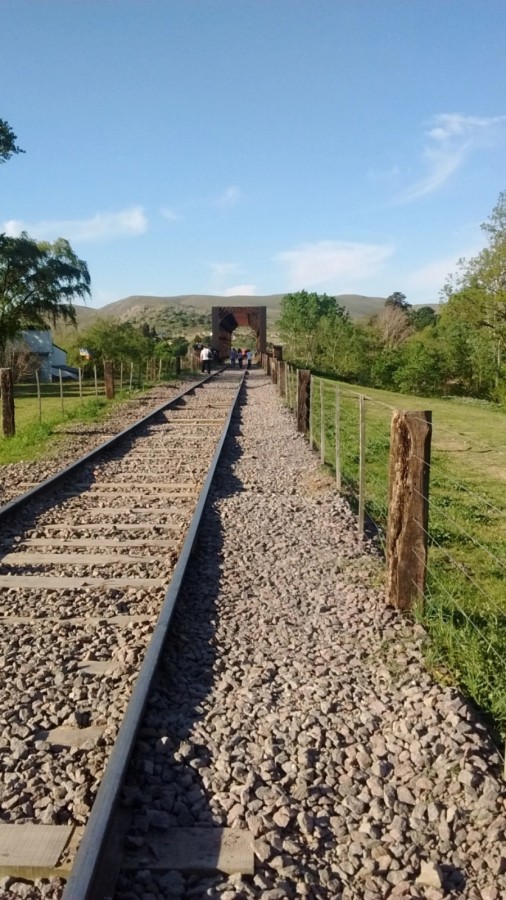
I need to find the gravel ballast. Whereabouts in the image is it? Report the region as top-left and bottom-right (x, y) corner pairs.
(113, 368), (506, 899)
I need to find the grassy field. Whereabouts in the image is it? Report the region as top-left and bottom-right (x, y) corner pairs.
(0, 373), (182, 465)
(302, 372), (506, 737)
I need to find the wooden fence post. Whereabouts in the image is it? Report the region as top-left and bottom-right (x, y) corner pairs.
(297, 369), (310, 433)
(175, 356), (181, 375)
(0, 368), (15, 436)
(271, 358), (278, 385)
(335, 385), (341, 491)
(278, 361), (286, 397)
(320, 379), (325, 464)
(104, 361), (115, 400)
(309, 376), (314, 449)
(386, 410), (432, 609)
(358, 395), (366, 535)
(35, 369), (42, 422)
(93, 365), (98, 397)
(59, 369), (64, 415)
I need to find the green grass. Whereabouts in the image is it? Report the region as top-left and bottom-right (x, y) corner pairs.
(307, 374), (506, 737)
(0, 371), (185, 465)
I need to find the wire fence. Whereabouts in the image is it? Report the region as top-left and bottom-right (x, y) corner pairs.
(281, 361), (506, 738)
(0, 356), (190, 436)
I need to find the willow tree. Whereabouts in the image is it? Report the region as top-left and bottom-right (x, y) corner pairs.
(0, 233), (90, 350)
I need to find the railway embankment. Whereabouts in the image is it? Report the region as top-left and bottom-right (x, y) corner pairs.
(112, 368), (506, 899)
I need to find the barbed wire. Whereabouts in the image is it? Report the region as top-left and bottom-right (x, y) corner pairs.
(411, 546), (506, 669)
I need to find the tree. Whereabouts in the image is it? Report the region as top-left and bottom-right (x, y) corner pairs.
(441, 191), (506, 390)
(0, 233), (90, 350)
(0, 118), (24, 164)
(409, 306), (438, 330)
(385, 291), (410, 311)
(279, 290), (349, 366)
(70, 319), (151, 366)
(373, 304), (413, 348)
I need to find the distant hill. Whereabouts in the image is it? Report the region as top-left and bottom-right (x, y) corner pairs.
(53, 292), (390, 346)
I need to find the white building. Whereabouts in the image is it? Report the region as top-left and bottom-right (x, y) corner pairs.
(21, 330), (78, 382)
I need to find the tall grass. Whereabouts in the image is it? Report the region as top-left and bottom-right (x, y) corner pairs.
(308, 374), (506, 737)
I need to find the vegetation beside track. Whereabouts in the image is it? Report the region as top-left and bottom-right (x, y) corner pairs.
(310, 375), (506, 737)
(0, 376), (186, 465)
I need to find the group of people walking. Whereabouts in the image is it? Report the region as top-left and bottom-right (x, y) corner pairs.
(230, 348), (254, 369)
(199, 345), (255, 374)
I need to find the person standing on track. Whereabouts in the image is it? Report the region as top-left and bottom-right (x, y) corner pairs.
(246, 349), (253, 369)
(230, 347), (237, 368)
(200, 345), (212, 375)
(237, 348), (244, 368)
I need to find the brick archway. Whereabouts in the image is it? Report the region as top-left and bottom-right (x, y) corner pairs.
(211, 306), (267, 360)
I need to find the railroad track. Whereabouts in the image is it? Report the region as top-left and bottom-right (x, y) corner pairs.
(0, 369), (244, 899)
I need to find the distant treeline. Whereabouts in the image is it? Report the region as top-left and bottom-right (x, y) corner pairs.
(279, 193), (506, 404)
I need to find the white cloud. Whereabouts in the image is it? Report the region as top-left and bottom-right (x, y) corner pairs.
(215, 185), (242, 207)
(276, 240), (394, 289)
(2, 206), (148, 242)
(223, 284), (256, 296)
(397, 113), (506, 203)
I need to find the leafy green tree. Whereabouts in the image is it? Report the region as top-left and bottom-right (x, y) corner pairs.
(70, 319), (151, 366)
(442, 191), (506, 390)
(393, 335), (447, 396)
(279, 290), (349, 366)
(0, 119), (24, 163)
(409, 306), (438, 330)
(385, 291), (410, 311)
(0, 233), (90, 350)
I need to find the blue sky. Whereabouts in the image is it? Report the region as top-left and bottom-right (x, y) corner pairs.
(2, 0), (506, 308)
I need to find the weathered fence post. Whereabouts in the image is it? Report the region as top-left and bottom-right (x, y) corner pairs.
(335, 385), (341, 490)
(35, 369), (42, 422)
(297, 369), (310, 433)
(104, 361), (115, 400)
(386, 410), (432, 609)
(320, 379), (325, 464)
(358, 395), (366, 535)
(59, 369), (64, 415)
(93, 365), (98, 397)
(271, 358), (278, 385)
(309, 376), (314, 449)
(78, 367), (83, 405)
(129, 362), (134, 391)
(175, 356), (181, 376)
(0, 368), (15, 436)
(278, 361), (286, 397)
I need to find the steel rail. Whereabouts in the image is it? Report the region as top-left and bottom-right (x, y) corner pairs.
(0, 369), (224, 523)
(62, 371), (245, 900)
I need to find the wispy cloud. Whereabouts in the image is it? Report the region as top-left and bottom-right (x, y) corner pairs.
(223, 284), (256, 296)
(2, 206), (148, 242)
(276, 240), (394, 289)
(215, 185), (242, 207)
(397, 113), (506, 203)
